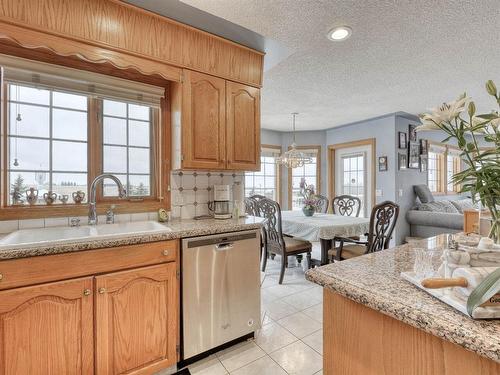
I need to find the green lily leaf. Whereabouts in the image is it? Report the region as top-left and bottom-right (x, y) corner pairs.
(467, 268), (500, 317)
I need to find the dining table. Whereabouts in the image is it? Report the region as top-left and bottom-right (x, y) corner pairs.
(280, 210), (370, 266)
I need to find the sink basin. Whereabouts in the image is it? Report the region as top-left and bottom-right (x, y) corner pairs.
(94, 220), (169, 236)
(0, 226), (95, 247)
(0, 221), (171, 250)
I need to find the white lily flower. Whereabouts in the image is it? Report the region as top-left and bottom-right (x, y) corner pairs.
(426, 93), (470, 124)
(415, 116), (441, 132)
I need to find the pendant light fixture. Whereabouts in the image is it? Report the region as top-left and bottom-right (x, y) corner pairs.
(276, 112), (312, 168)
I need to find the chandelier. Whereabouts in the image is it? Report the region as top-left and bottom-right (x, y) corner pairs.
(276, 113), (313, 168)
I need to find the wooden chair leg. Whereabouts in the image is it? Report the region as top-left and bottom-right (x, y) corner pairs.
(306, 252), (312, 269)
(279, 255), (286, 284)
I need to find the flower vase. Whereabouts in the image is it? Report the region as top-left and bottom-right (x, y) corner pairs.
(302, 206), (315, 217)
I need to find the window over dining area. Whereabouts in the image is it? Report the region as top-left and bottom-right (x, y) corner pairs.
(1, 54), (167, 218)
(245, 145), (281, 202)
(288, 146), (321, 210)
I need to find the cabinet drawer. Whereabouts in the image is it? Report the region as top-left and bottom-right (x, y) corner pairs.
(0, 240), (178, 290)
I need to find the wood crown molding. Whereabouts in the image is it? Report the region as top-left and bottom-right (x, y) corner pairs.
(0, 20), (182, 82)
(0, 0), (264, 87)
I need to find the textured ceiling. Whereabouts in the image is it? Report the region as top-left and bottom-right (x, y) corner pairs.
(179, 0), (500, 131)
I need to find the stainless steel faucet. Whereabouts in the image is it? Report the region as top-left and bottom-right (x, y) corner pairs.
(88, 174), (127, 225)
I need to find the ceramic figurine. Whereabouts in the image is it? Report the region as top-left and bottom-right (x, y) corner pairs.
(43, 191), (57, 205)
(72, 190), (85, 204)
(59, 194), (69, 204)
(25, 187), (39, 205)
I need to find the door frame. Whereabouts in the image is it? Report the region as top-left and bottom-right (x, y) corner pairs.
(328, 138), (376, 212)
(287, 145), (322, 210)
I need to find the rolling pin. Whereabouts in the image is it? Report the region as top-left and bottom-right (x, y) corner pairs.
(421, 277), (468, 288)
(421, 267), (500, 307)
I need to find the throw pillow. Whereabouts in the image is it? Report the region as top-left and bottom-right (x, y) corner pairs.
(417, 200), (460, 213)
(414, 184), (435, 203)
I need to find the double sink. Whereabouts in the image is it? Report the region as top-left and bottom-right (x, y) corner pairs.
(0, 221), (171, 250)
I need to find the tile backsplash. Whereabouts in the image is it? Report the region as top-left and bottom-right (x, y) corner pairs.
(170, 171), (243, 219)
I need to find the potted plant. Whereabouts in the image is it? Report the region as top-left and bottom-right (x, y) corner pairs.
(417, 80), (500, 243)
(299, 178), (318, 217)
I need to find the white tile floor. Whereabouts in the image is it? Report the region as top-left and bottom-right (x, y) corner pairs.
(185, 251), (323, 375)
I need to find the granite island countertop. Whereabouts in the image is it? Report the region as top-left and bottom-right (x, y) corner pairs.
(305, 234), (500, 363)
(0, 216), (265, 260)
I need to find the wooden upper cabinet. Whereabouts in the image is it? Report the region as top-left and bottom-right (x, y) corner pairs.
(0, 277), (94, 375)
(226, 82), (261, 171)
(95, 263), (178, 375)
(181, 70), (226, 170)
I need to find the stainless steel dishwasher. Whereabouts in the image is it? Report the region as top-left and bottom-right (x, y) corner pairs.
(182, 229), (261, 359)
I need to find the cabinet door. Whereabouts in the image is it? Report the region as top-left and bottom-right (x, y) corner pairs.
(0, 277), (94, 375)
(182, 70), (226, 170)
(226, 82), (261, 171)
(95, 263), (178, 375)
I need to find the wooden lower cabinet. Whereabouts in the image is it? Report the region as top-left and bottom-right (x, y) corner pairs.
(0, 277), (94, 375)
(0, 241), (179, 375)
(95, 263), (178, 375)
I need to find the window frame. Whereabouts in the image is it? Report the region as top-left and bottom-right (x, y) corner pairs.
(287, 145), (321, 210)
(1, 82), (170, 220)
(427, 141), (462, 195)
(244, 144), (282, 204)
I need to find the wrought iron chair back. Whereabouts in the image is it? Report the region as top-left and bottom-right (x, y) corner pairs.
(244, 197), (259, 216)
(314, 194), (329, 213)
(366, 200), (399, 253)
(257, 198), (286, 255)
(332, 195), (362, 217)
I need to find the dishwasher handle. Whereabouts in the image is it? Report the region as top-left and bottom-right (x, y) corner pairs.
(215, 242), (234, 251)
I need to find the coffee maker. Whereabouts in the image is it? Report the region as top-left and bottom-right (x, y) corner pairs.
(208, 185), (232, 219)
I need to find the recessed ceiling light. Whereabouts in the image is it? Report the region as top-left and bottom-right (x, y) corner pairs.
(327, 26), (352, 41)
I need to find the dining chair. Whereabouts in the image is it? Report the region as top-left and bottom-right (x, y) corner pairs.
(246, 195), (270, 270)
(315, 194), (329, 213)
(244, 197), (259, 216)
(258, 198), (312, 284)
(332, 195), (362, 217)
(329, 200), (399, 261)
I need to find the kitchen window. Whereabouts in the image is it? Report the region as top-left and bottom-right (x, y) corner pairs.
(245, 145), (281, 202)
(0, 54), (167, 219)
(288, 146), (321, 210)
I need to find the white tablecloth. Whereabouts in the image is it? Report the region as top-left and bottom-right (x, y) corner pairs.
(281, 211), (370, 242)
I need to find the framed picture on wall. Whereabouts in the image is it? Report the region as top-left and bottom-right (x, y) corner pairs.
(420, 155), (428, 172)
(420, 139), (428, 154)
(408, 142), (420, 169)
(378, 156), (388, 171)
(408, 124), (417, 142)
(398, 132), (407, 149)
(398, 153), (407, 170)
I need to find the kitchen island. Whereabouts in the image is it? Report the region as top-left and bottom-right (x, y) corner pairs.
(306, 234), (500, 375)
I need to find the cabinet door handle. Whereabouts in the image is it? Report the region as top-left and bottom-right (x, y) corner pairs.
(83, 289), (91, 296)
(98, 287), (106, 294)
(163, 250), (169, 256)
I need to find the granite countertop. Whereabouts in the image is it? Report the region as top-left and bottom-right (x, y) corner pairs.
(305, 234), (500, 363)
(0, 216), (265, 261)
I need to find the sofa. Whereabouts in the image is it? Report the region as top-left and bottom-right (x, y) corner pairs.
(406, 185), (477, 238)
